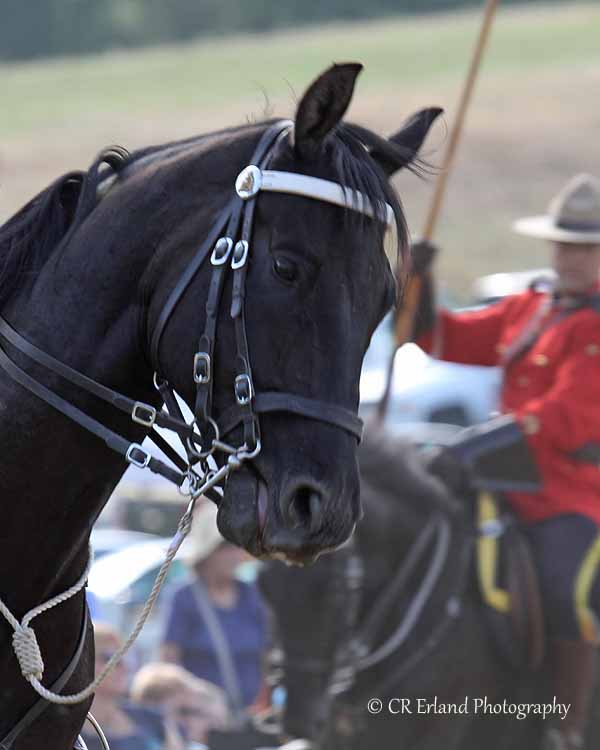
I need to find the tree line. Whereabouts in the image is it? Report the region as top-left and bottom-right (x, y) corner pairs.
(1, 0), (540, 61)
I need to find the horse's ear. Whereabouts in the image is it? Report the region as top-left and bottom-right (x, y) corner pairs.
(371, 107), (444, 177)
(294, 62), (363, 158)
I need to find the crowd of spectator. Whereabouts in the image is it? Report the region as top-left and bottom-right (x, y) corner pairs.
(86, 502), (276, 750)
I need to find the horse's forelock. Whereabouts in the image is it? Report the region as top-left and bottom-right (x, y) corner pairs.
(329, 123), (409, 265)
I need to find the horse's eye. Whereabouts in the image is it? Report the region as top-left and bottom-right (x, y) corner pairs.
(273, 257), (299, 283)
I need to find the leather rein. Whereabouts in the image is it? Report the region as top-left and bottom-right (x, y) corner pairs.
(274, 511), (474, 741)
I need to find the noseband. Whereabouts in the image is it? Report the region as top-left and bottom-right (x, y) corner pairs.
(0, 120), (393, 500)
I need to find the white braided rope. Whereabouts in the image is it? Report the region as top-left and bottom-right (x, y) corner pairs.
(0, 552), (93, 682)
(0, 454), (240, 705)
(27, 510), (193, 704)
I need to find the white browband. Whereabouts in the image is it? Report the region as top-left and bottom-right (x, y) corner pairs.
(235, 165), (395, 228)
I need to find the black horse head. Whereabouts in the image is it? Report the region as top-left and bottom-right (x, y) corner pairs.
(0, 64), (440, 570)
(143, 65), (441, 562)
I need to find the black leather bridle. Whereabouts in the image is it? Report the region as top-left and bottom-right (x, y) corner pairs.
(0, 121), (380, 506)
(0, 121), (395, 746)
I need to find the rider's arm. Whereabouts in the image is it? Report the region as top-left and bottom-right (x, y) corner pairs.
(407, 240), (514, 366)
(416, 296), (514, 366)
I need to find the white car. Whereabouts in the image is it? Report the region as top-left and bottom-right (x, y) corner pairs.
(359, 315), (501, 435)
(90, 527), (160, 559)
(472, 267), (554, 303)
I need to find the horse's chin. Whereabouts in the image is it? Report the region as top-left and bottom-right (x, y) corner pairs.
(217, 466), (265, 557)
(217, 469), (326, 565)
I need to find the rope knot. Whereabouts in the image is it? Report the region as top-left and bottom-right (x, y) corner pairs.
(13, 624), (44, 681)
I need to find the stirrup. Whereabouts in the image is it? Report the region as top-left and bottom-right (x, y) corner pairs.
(82, 713), (110, 750)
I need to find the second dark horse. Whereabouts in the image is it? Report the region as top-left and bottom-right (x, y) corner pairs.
(260, 430), (600, 749)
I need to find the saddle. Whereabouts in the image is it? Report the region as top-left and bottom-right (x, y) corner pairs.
(475, 492), (546, 671)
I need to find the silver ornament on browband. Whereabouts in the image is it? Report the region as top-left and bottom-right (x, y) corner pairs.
(235, 165), (263, 199)
(235, 165), (395, 228)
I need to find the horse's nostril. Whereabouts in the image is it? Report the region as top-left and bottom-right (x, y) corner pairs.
(283, 486), (324, 533)
(308, 491), (323, 533)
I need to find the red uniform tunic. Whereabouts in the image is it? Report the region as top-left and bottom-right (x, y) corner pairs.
(418, 285), (600, 525)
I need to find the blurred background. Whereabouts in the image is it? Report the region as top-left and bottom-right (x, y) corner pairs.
(1, 2), (598, 746)
(2, 0), (598, 298)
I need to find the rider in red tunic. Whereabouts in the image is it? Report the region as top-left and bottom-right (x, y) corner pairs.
(411, 174), (600, 750)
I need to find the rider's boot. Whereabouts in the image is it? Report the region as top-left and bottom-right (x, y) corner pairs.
(541, 639), (598, 750)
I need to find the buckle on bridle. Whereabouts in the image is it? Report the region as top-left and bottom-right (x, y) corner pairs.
(126, 443), (151, 468)
(193, 353), (211, 384)
(231, 241), (249, 270)
(131, 402), (157, 427)
(210, 237), (233, 266)
(234, 373), (253, 405)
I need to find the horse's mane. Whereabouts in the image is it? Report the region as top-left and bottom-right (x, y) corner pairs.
(0, 146), (130, 310)
(358, 428), (453, 515)
(126, 119), (412, 266)
(0, 118), (412, 311)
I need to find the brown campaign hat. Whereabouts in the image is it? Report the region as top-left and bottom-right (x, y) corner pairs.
(513, 174), (600, 244)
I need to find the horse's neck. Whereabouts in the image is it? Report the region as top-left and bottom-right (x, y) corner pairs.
(0, 124), (255, 607)
(0, 217), (162, 612)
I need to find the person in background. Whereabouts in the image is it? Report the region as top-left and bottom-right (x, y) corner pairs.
(160, 501), (267, 718)
(408, 174), (600, 750)
(131, 662), (230, 748)
(83, 622), (181, 750)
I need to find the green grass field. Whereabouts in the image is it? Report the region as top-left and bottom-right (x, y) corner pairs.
(1, 2), (599, 296)
(2, 2), (598, 138)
